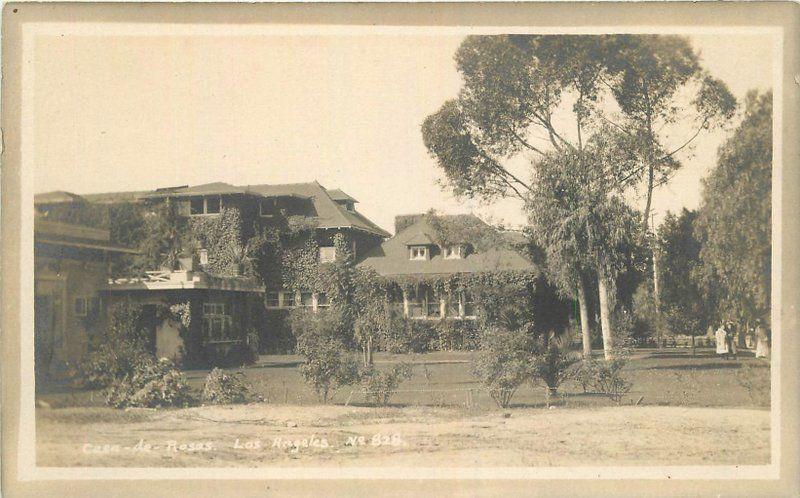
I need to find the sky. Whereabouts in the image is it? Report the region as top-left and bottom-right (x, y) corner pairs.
(33, 31), (774, 234)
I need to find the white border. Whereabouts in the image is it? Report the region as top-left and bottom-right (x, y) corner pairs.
(18, 21), (784, 481)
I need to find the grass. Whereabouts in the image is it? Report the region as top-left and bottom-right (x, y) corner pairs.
(34, 348), (772, 468)
(36, 347), (771, 411)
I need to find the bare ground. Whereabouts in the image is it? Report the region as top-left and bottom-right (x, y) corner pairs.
(36, 404), (770, 467)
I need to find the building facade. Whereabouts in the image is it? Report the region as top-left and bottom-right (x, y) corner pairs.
(34, 211), (137, 378)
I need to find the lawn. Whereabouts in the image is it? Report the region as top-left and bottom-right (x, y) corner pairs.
(34, 347), (772, 467)
(37, 347), (771, 411)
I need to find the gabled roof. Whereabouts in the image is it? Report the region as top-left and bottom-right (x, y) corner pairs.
(141, 182), (248, 198)
(327, 189), (359, 203)
(357, 214), (535, 277)
(246, 181), (390, 238)
(34, 191), (86, 204)
(35, 181), (391, 239)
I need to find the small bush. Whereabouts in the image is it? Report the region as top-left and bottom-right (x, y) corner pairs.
(359, 363), (413, 406)
(472, 326), (534, 408)
(201, 368), (259, 405)
(575, 355), (632, 404)
(106, 358), (194, 408)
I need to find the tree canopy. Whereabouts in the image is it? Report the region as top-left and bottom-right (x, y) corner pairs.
(695, 90), (772, 325)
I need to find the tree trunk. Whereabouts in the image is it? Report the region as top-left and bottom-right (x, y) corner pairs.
(598, 274), (614, 360)
(691, 334), (696, 357)
(577, 279), (592, 358)
(366, 336), (373, 366)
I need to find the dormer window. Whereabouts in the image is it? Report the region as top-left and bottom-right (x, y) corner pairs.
(443, 245), (464, 260)
(409, 246), (429, 261)
(190, 196), (222, 216)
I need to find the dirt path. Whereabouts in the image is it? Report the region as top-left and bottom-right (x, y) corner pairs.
(36, 404), (770, 467)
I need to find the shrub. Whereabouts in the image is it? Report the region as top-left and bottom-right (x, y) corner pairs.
(298, 335), (359, 403)
(82, 340), (154, 389)
(359, 363), (413, 406)
(592, 358), (632, 404)
(471, 326), (534, 408)
(201, 368), (259, 405)
(292, 309), (359, 403)
(81, 301), (153, 389)
(575, 354), (633, 404)
(384, 318), (437, 354)
(530, 338), (579, 396)
(106, 358), (194, 408)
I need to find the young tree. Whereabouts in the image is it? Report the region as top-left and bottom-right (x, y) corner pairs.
(695, 91), (772, 329)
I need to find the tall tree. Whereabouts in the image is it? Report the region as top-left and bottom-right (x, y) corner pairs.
(422, 35), (734, 357)
(601, 35), (737, 233)
(695, 90), (772, 327)
(527, 130), (640, 359)
(657, 209), (709, 354)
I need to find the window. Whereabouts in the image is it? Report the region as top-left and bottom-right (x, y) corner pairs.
(205, 196), (221, 214)
(259, 198), (277, 217)
(406, 288), (425, 318)
(300, 292), (314, 308)
(426, 290), (441, 318)
(318, 246), (337, 263)
(462, 292), (476, 318)
(199, 249), (209, 265)
(445, 294), (459, 317)
(280, 291), (296, 308)
(89, 296), (101, 315)
(316, 293), (330, 309)
(406, 286), (439, 319)
(443, 245), (463, 260)
(345, 201), (355, 212)
(74, 297), (88, 317)
(265, 292), (280, 308)
(409, 246), (429, 261)
(203, 302), (233, 342)
(190, 198), (204, 215)
(190, 196), (222, 216)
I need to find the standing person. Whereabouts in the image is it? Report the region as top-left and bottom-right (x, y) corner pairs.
(755, 318), (771, 359)
(715, 323), (728, 358)
(725, 322), (738, 360)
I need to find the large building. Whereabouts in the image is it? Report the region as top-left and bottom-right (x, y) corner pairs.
(35, 182), (539, 366)
(34, 210), (137, 377)
(35, 181), (391, 366)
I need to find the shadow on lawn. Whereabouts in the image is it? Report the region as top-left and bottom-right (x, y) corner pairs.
(639, 361), (768, 371)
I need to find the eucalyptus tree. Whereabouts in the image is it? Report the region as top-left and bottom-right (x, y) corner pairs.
(695, 90), (772, 328)
(422, 34), (735, 357)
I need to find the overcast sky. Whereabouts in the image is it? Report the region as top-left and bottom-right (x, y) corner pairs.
(33, 32), (773, 233)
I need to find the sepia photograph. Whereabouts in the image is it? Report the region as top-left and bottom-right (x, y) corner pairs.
(2, 2), (798, 495)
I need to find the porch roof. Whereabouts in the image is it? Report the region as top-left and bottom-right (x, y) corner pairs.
(105, 270), (265, 293)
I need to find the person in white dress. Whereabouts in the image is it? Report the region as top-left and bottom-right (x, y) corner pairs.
(755, 319), (770, 359)
(715, 324), (729, 356)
